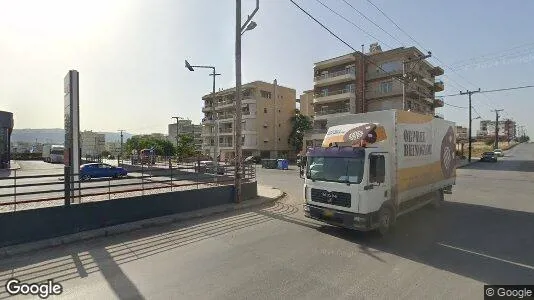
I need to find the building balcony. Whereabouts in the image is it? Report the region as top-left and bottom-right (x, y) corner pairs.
(430, 66), (444, 76)
(219, 128), (233, 135)
(434, 80), (444, 92)
(202, 118), (215, 125)
(314, 89), (355, 104)
(219, 142), (233, 149)
(421, 77), (434, 88)
(217, 115), (235, 123)
(314, 107), (351, 120)
(314, 69), (356, 87)
(216, 101), (234, 110)
(434, 98), (444, 108)
(315, 53), (355, 69)
(366, 69), (402, 81)
(202, 105), (214, 113)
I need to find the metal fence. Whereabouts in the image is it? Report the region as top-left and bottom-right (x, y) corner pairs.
(0, 163), (256, 213)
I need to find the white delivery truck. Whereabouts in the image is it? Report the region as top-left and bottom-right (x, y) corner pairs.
(302, 110), (457, 235)
(42, 145), (51, 162)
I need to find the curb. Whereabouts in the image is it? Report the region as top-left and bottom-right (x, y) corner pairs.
(0, 188), (286, 260)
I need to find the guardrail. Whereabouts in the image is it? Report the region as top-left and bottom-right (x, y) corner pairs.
(0, 163), (256, 213)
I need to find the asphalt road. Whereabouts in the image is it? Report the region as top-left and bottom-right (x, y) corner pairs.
(1, 143), (533, 299)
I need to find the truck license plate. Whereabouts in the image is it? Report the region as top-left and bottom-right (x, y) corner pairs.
(323, 209), (334, 218)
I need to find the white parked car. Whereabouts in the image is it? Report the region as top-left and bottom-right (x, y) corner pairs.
(493, 149), (504, 157)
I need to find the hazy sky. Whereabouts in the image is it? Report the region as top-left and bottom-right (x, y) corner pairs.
(1, 0), (533, 136)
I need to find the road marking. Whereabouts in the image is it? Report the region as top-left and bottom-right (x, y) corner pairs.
(438, 242), (534, 270)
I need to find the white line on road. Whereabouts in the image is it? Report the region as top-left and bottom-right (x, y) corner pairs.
(437, 242), (534, 270)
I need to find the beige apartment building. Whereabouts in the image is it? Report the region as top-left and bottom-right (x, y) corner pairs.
(201, 80), (296, 160)
(297, 90), (315, 118)
(80, 131), (106, 157)
(305, 43), (445, 148)
(168, 119), (202, 150)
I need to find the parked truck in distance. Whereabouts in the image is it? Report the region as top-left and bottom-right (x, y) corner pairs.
(42, 145), (64, 163)
(301, 110), (457, 235)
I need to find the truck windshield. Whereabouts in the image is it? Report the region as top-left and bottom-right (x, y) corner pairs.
(306, 156), (364, 184)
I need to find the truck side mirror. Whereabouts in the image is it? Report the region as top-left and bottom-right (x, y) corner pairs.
(299, 169), (304, 178)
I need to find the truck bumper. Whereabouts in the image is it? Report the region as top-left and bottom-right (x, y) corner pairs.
(303, 204), (378, 231)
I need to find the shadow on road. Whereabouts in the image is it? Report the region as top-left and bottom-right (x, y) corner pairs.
(1, 198), (533, 297)
(317, 201), (534, 285)
(459, 159), (534, 172)
(0, 200), (297, 299)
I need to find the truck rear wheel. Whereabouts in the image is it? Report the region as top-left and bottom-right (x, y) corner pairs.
(377, 206), (393, 236)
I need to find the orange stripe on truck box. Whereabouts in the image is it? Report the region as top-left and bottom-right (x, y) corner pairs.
(397, 110), (434, 124)
(397, 161), (446, 192)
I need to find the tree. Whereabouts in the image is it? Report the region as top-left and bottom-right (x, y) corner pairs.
(288, 109), (313, 152)
(175, 134), (197, 159)
(125, 135), (175, 156)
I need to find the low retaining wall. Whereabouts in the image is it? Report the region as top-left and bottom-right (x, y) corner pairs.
(0, 181), (257, 248)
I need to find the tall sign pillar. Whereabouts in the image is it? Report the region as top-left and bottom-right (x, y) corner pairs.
(64, 70), (81, 205)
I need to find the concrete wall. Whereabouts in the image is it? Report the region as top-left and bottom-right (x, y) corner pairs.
(0, 182), (257, 248)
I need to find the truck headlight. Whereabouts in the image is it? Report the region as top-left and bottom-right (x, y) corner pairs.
(354, 216), (366, 223)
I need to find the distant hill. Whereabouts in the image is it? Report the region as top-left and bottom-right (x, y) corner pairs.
(11, 129), (134, 144)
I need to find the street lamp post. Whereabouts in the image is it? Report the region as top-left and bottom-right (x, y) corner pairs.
(235, 0), (259, 203)
(185, 60), (221, 168)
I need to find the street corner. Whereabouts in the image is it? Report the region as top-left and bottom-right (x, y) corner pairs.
(9, 160), (21, 170)
(257, 184), (285, 201)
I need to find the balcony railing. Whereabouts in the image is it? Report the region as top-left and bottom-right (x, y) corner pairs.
(219, 128), (233, 133)
(315, 88), (354, 98)
(314, 68), (355, 81)
(315, 107), (350, 116)
(219, 142), (233, 147)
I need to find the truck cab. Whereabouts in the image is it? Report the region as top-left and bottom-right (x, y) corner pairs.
(302, 146), (393, 234)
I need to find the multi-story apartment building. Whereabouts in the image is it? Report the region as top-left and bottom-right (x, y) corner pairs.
(201, 80), (296, 160)
(478, 119), (516, 140)
(455, 126), (468, 141)
(305, 43), (445, 148)
(168, 119), (202, 150)
(80, 131), (106, 157)
(297, 90), (315, 118)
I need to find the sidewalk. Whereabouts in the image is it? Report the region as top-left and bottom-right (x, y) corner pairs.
(9, 160), (20, 170)
(0, 184), (285, 259)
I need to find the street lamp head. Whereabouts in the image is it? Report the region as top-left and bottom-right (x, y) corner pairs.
(245, 21), (257, 32)
(185, 60), (195, 72)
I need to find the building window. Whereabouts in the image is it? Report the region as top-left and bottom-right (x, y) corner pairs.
(260, 90), (272, 99)
(379, 81), (393, 94)
(264, 108), (267, 113)
(278, 124), (281, 127)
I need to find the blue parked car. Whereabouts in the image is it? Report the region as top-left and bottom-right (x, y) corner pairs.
(80, 163), (127, 181)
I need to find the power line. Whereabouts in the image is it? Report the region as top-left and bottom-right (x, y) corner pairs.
(479, 85), (534, 94)
(340, 0), (404, 46)
(364, 0), (423, 50)
(289, 0), (357, 52)
(289, 0), (424, 97)
(443, 103), (468, 109)
(363, 0), (500, 111)
(314, 0), (392, 48)
(437, 84), (534, 98)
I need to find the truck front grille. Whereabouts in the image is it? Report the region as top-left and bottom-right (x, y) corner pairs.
(310, 188), (351, 208)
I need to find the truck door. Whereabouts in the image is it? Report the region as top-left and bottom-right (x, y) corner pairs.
(364, 153), (390, 213)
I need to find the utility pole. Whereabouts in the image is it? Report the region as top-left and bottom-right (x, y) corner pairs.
(118, 130), (124, 164)
(492, 109), (504, 149)
(460, 89), (481, 162)
(402, 52), (432, 110)
(273, 79), (278, 158)
(235, 0), (259, 203)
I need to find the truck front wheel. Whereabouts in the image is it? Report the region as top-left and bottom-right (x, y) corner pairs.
(377, 206), (394, 236)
